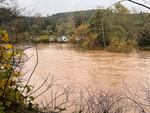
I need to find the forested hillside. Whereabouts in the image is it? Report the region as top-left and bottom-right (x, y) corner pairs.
(17, 10), (95, 33)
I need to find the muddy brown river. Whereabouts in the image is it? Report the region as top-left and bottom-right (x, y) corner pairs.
(24, 44), (150, 110)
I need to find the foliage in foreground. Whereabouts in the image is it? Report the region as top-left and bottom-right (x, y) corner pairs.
(0, 30), (37, 113)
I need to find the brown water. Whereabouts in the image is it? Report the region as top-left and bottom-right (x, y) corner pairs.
(24, 44), (150, 105)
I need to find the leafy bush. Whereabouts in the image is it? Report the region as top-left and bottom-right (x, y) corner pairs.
(69, 35), (77, 43)
(74, 24), (98, 49)
(0, 30), (35, 113)
(107, 36), (133, 53)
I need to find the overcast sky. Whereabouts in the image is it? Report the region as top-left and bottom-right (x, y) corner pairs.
(17, 0), (150, 16)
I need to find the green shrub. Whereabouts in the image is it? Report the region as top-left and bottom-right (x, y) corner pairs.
(36, 35), (49, 43)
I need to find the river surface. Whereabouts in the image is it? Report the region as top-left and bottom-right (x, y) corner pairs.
(24, 44), (150, 107)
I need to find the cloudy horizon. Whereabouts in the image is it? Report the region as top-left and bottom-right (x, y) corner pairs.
(18, 0), (150, 16)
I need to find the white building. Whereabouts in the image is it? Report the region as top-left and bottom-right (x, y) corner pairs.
(57, 36), (68, 43)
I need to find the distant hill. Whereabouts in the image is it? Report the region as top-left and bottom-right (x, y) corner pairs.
(17, 9), (98, 32)
(47, 9), (96, 23)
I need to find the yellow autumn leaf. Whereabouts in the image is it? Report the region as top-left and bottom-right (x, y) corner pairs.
(6, 44), (13, 49)
(14, 71), (20, 77)
(2, 32), (9, 42)
(5, 51), (13, 58)
(3, 64), (11, 69)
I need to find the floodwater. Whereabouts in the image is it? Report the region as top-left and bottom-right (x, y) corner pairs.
(24, 44), (150, 108)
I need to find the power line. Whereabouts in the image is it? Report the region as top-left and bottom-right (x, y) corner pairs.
(127, 0), (150, 10)
(108, 0), (150, 10)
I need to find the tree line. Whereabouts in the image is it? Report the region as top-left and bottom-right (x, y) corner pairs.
(11, 3), (150, 52)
